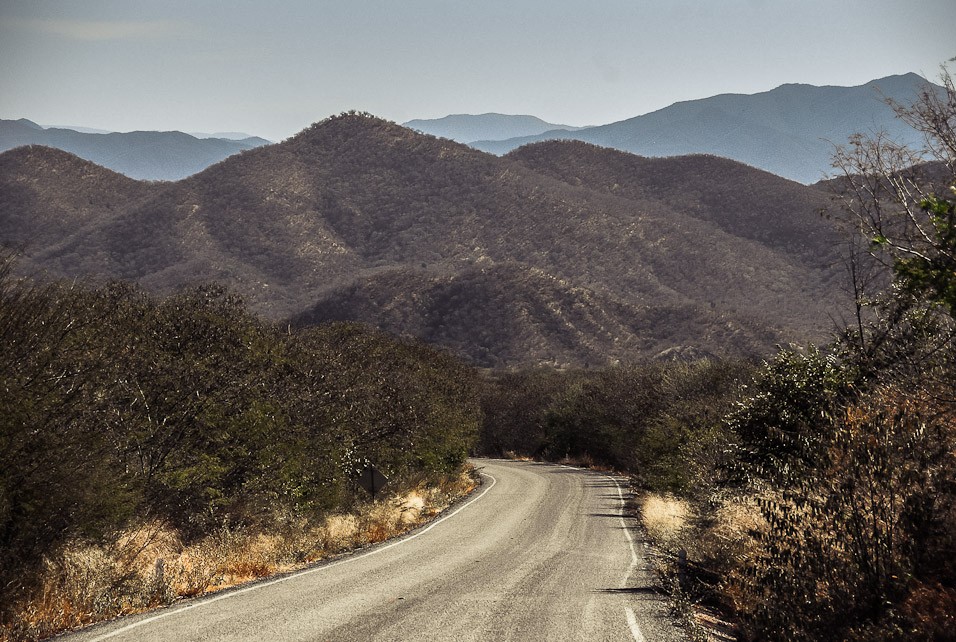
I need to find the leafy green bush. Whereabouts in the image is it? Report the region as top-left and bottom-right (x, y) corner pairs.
(728, 345), (848, 486)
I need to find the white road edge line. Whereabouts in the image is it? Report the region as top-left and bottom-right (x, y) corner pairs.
(86, 471), (499, 641)
(606, 473), (639, 579)
(606, 472), (646, 642)
(625, 606), (648, 642)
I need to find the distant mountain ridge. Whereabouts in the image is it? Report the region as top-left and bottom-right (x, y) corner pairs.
(0, 113), (848, 367)
(403, 113), (585, 144)
(464, 73), (937, 184)
(11, 72), (935, 184)
(0, 119), (270, 181)
(189, 131), (263, 141)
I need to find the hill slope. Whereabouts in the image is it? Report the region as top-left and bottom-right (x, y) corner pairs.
(0, 145), (149, 251)
(0, 114), (848, 366)
(472, 74), (935, 184)
(506, 140), (837, 265)
(0, 119), (270, 180)
(290, 262), (786, 368)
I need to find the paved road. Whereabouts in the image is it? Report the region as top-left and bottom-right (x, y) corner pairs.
(65, 460), (686, 641)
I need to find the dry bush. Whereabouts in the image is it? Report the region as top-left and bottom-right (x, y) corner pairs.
(319, 514), (360, 553)
(2, 523), (177, 642)
(1, 470), (479, 641)
(205, 530), (281, 586)
(694, 495), (765, 585)
(893, 583), (956, 641)
(111, 521), (182, 576)
(727, 387), (956, 641)
(663, 380), (955, 641)
(398, 491), (426, 525)
(360, 501), (405, 544)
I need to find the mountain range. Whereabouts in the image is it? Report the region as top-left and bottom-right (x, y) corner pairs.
(464, 73), (936, 184)
(403, 114), (584, 144)
(3, 73), (935, 186)
(0, 119), (270, 181)
(0, 113), (849, 367)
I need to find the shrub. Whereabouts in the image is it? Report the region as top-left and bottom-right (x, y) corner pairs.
(0, 260), (481, 633)
(729, 387), (956, 641)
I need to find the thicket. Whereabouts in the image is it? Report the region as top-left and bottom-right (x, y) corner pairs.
(673, 68), (956, 641)
(0, 260), (479, 633)
(477, 359), (755, 495)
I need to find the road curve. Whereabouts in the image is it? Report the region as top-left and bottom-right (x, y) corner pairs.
(63, 459), (686, 642)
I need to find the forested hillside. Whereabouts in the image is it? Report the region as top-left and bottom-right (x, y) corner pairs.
(506, 141), (837, 264)
(0, 119), (269, 181)
(291, 262), (781, 367)
(0, 113), (848, 367)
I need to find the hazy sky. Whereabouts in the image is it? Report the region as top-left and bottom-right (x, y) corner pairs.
(2, 0), (954, 141)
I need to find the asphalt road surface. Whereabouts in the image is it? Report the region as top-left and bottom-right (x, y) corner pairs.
(64, 459), (686, 641)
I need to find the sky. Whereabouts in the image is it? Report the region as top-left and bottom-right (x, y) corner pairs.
(2, 0), (954, 142)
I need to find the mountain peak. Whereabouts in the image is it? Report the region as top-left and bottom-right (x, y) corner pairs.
(15, 118), (44, 130)
(862, 72), (931, 89)
(291, 111), (405, 142)
(0, 145), (140, 186)
(282, 111), (482, 162)
(868, 71), (927, 83)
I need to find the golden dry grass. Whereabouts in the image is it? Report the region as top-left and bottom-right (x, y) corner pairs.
(1, 469), (478, 642)
(501, 450), (533, 461)
(700, 495), (765, 566)
(641, 493), (692, 551)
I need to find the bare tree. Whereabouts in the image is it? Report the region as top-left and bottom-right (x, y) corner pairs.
(831, 63), (955, 281)
(831, 63), (956, 337)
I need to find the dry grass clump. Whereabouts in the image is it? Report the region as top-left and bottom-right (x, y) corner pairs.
(9, 538), (170, 640)
(1, 469), (478, 642)
(501, 450), (533, 461)
(319, 514), (361, 554)
(639, 493), (761, 641)
(641, 493), (692, 552)
(696, 495), (764, 573)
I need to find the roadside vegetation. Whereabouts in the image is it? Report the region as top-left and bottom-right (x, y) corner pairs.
(0, 266), (479, 640)
(478, 67), (956, 640)
(478, 359), (753, 495)
(720, 66), (956, 641)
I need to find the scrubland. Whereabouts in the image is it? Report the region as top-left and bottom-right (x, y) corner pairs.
(0, 260), (479, 640)
(3, 63), (953, 642)
(3, 472), (475, 641)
